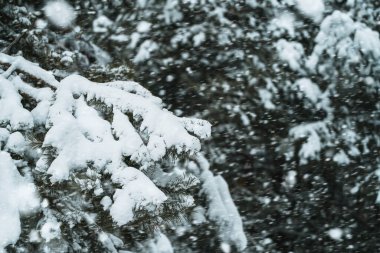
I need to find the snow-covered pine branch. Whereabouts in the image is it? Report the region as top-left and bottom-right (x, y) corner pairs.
(0, 53), (246, 252)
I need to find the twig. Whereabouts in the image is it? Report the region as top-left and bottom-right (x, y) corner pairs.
(1, 29), (28, 54)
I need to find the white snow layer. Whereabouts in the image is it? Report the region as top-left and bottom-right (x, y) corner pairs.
(44, 0), (76, 29)
(110, 167), (167, 225)
(193, 154), (247, 251)
(93, 15), (113, 33)
(333, 150), (350, 165)
(258, 89), (275, 110)
(40, 217), (62, 242)
(0, 52), (212, 244)
(0, 53), (211, 239)
(5, 132), (26, 155)
(36, 73), (210, 224)
(290, 122), (330, 165)
(0, 152), (40, 252)
(137, 21), (152, 33)
(39, 74), (210, 182)
(294, 78), (322, 104)
(354, 25), (380, 59)
(133, 40), (158, 63)
(0, 76), (34, 130)
(307, 11), (380, 71)
(295, 0), (325, 23)
(271, 12), (296, 38)
(0, 53), (59, 87)
(276, 39), (305, 72)
(145, 232), (173, 253)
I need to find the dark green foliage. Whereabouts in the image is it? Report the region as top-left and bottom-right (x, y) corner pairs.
(85, 0), (380, 252)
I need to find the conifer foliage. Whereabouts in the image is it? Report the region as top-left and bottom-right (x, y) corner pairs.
(0, 53), (246, 252)
(2, 0), (380, 252)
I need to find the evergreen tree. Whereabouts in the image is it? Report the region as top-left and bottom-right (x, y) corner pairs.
(2, 0), (380, 252)
(0, 1), (246, 252)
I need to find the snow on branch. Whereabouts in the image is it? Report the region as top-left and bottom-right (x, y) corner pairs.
(0, 152), (40, 251)
(0, 53), (59, 87)
(190, 154), (248, 251)
(38, 74), (211, 181)
(0, 53), (212, 250)
(306, 11), (380, 71)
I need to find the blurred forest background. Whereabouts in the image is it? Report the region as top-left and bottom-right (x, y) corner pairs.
(1, 0), (380, 252)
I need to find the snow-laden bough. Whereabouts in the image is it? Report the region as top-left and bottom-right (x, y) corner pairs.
(0, 53), (246, 252)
